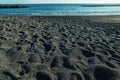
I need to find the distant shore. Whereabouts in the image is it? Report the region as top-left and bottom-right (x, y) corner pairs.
(0, 5), (27, 8)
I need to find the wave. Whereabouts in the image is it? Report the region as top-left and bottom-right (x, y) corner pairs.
(81, 4), (120, 7)
(1, 11), (120, 16)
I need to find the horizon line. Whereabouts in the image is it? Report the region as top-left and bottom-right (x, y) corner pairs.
(1, 3), (120, 4)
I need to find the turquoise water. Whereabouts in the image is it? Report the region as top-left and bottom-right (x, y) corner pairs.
(0, 4), (120, 16)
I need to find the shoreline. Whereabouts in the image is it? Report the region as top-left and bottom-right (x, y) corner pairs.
(1, 15), (120, 22)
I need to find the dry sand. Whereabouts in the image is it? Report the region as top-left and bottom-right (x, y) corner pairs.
(0, 16), (120, 80)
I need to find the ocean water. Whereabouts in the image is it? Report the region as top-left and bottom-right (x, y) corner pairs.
(0, 4), (120, 16)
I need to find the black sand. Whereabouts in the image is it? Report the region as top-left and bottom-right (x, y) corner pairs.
(0, 16), (120, 80)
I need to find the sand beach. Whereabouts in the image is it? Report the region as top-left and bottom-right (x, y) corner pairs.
(0, 16), (120, 80)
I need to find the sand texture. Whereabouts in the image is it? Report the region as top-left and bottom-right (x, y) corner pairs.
(0, 16), (120, 80)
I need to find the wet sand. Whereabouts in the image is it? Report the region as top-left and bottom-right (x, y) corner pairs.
(0, 16), (120, 80)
